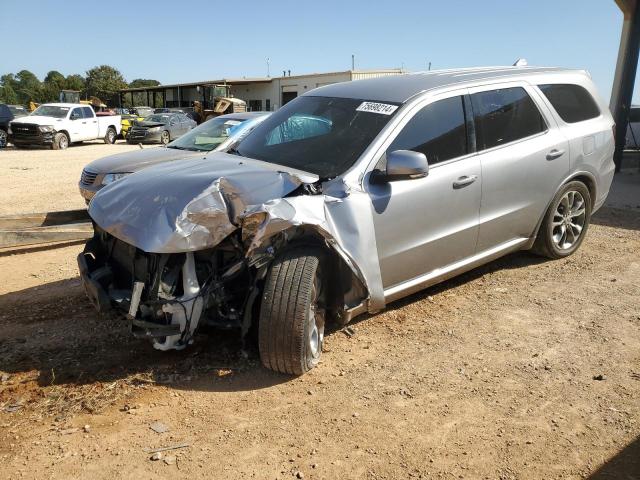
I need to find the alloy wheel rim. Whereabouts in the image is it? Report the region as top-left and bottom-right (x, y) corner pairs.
(108, 130), (115, 142)
(60, 136), (68, 149)
(0, 130), (6, 147)
(307, 276), (324, 360)
(552, 190), (586, 250)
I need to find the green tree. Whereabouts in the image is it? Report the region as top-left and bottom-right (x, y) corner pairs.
(85, 65), (127, 104)
(0, 83), (19, 104)
(15, 70), (43, 103)
(65, 74), (85, 92)
(41, 70), (67, 102)
(128, 78), (160, 88)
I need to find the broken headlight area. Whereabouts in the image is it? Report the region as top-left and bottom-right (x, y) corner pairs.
(78, 225), (261, 351)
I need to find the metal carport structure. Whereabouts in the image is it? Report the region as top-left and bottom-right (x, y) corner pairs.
(612, 0), (640, 170)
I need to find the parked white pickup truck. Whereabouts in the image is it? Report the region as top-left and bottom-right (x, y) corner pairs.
(9, 103), (121, 149)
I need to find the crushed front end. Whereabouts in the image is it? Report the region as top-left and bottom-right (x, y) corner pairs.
(78, 224), (265, 351)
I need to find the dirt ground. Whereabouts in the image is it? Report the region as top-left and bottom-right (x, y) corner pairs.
(0, 142), (141, 215)
(0, 144), (638, 479)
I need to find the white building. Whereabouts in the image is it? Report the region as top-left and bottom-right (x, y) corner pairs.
(119, 69), (406, 112)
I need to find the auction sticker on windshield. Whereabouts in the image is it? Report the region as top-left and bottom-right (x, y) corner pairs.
(356, 102), (398, 115)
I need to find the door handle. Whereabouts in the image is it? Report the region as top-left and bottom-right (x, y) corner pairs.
(546, 149), (565, 160)
(82, 121), (87, 124)
(453, 175), (478, 189)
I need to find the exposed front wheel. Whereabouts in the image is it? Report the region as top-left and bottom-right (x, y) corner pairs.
(533, 181), (591, 259)
(0, 129), (7, 148)
(52, 132), (69, 150)
(104, 127), (116, 144)
(259, 249), (325, 375)
(161, 130), (170, 145)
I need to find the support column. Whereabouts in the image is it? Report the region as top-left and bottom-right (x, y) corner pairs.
(611, 0), (640, 171)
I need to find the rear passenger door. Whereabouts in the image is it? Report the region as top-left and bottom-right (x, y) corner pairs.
(469, 83), (569, 251)
(81, 107), (99, 140)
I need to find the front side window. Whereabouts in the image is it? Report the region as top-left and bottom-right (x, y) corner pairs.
(538, 84), (600, 124)
(471, 87), (547, 151)
(237, 96), (399, 178)
(71, 108), (83, 119)
(386, 96), (468, 165)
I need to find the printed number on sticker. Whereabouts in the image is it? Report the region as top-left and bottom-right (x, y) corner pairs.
(356, 102), (398, 115)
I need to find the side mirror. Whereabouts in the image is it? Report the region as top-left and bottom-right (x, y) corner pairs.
(371, 150), (429, 183)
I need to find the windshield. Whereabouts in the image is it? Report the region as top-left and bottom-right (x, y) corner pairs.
(144, 114), (170, 124)
(236, 96), (399, 178)
(168, 116), (262, 152)
(31, 105), (70, 118)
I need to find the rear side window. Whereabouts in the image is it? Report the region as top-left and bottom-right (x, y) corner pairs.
(538, 84), (600, 123)
(82, 107), (94, 118)
(471, 87), (546, 151)
(387, 96), (468, 165)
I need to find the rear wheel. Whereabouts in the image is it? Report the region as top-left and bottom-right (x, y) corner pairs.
(532, 181), (591, 259)
(51, 132), (69, 150)
(104, 127), (116, 144)
(259, 249), (325, 375)
(161, 130), (170, 145)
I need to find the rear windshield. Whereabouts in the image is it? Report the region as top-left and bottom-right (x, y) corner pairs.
(236, 96), (399, 178)
(538, 84), (600, 123)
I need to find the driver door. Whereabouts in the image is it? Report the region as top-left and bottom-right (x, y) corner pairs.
(367, 92), (482, 290)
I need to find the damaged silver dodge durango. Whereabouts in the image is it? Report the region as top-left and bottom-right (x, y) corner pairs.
(78, 66), (615, 375)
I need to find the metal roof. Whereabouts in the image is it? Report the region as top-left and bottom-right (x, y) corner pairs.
(305, 66), (581, 103)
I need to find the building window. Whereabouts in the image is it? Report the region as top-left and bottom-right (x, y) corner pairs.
(248, 100), (262, 112)
(266, 99), (271, 111)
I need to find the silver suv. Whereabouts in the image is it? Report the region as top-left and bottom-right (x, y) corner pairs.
(78, 66), (615, 375)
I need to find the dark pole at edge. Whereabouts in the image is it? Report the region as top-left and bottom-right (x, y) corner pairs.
(611, 0), (640, 172)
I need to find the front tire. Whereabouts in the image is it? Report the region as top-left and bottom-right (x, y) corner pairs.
(104, 127), (116, 144)
(532, 181), (591, 259)
(0, 129), (7, 148)
(51, 132), (69, 150)
(161, 130), (170, 145)
(259, 249), (325, 375)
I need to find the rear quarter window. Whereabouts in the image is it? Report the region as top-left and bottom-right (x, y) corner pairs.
(538, 84), (600, 123)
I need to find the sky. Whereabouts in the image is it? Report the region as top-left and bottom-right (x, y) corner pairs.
(0, 0), (634, 102)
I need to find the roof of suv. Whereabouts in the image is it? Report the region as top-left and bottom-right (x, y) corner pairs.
(307, 66), (584, 103)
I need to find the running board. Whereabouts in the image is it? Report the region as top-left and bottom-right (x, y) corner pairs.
(383, 237), (529, 304)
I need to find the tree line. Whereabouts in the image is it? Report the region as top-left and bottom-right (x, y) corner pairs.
(0, 65), (160, 107)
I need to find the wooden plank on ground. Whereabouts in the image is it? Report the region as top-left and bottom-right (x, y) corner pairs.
(0, 209), (90, 230)
(0, 224), (93, 249)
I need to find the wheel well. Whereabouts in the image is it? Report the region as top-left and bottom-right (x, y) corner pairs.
(571, 174), (596, 204)
(270, 231), (367, 323)
(57, 130), (70, 140)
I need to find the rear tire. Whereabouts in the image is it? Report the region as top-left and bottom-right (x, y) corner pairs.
(532, 181), (591, 259)
(104, 127), (116, 144)
(51, 132), (69, 150)
(259, 249), (325, 375)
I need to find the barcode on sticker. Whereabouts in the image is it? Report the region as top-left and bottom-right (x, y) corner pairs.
(356, 102), (398, 115)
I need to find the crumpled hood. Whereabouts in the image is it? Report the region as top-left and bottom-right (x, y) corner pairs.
(84, 146), (204, 173)
(10, 115), (66, 126)
(88, 152), (318, 253)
